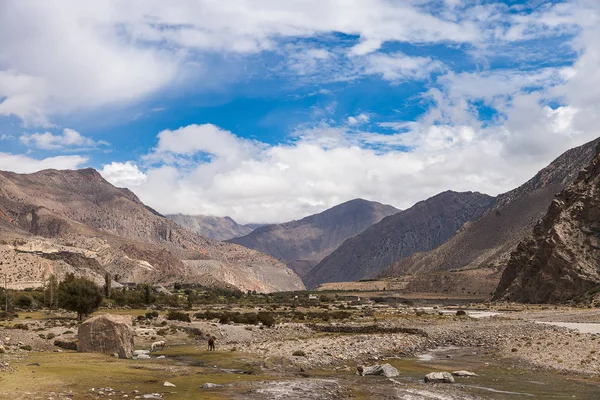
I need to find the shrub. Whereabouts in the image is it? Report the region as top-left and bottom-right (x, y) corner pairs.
(0, 311), (16, 320)
(166, 310), (191, 322)
(20, 345), (32, 351)
(15, 295), (34, 309)
(145, 311), (159, 319)
(46, 332), (56, 340)
(12, 323), (28, 330)
(292, 350), (306, 357)
(257, 312), (275, 327)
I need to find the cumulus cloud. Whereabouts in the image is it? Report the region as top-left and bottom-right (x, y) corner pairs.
(0, 0), (567, 125)
(20, 128), (109, 150)
(0, 152), (87, 173)
(100, 107), (598, 224)
(100, 161), (147, 187)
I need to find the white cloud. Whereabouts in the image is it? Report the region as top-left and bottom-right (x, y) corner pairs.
(348, 113), (370, 125)
(0, 134), (15, 141)
(0, 0), (546, 125)
(364, 52), (444, 82)
(99, 108), (598, 224)
(20, 128), (109, 150)
(101, 161), (147, 187)
(0, 152), (87, 173)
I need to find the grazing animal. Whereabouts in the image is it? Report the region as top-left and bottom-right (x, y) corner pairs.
(150, 340), (165, 352)
(208, 337), (215, 351)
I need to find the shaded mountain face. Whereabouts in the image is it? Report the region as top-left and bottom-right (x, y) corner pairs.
(383, 138), (599, 281)
(0, 168), (304, 293)
(228, 199), (399, 279)
(167, 214), (253, 241)
(305, 191), (494, 288)
(494, 142), (600, 303)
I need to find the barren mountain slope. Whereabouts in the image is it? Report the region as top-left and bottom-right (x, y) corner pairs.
(0, 169), (304, 292)
(228, 198), (399, 279)
(305, 191), (494, 288)
(167, 214), (253, 241)
(383, 138), (599, 278)
(494, 142), (600, 303)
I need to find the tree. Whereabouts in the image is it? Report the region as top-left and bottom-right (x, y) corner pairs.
(58, 274), (104, 321)
(44, 274), (59, 309)
(103, 272), (111, 298)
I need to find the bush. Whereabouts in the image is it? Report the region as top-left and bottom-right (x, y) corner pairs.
(292, 350), (306, 357)
(15, 295), (34, 309)
(166, 310), (191, 322)
(257, 312), (275, 327)
(20, 345), (32, 351)
(146, 311), (159, 319)
(12, 323), (28, 330)
(0, 311), (17, 320)
(46, 332), (56, 340)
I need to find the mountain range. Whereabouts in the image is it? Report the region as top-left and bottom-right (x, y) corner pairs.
(228, 198), (399, 279)
(167, 214), (253, 241)
(381, 138), (599, 293)
(0, 169), (304, 292)
(305, 191), (494, 288)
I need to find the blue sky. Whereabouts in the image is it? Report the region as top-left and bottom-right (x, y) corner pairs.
(1, 0), (599, 223)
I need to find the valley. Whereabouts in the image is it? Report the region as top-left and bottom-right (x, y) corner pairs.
(2, 292), (600, 399)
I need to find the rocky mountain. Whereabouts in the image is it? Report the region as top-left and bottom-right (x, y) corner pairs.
(305, 191), (494, 288)
(383, 138), (599, 280)
(494, 142), (600, 303)
(228, 199), (399, 279)
(167, 214), (253, 241)
(0, 168), (304, 292)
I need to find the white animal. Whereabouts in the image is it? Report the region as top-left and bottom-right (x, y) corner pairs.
(150, 340), (165, 352)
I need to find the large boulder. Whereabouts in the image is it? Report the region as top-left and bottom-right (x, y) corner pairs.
(78, 314), (134, 359)
(424, 372), (455, 383)
(358, 363), (399, 377)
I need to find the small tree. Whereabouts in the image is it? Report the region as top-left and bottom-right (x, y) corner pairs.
(44, 274), (59, 309)
(15, 294), (33, 309)
(58, 274), (104, 321)
(103, 272), (111, 298)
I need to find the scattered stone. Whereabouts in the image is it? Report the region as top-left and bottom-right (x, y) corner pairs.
(358, 363), (399, 377)
(156, 355), (166, 359)
(456, 310), (468, 316)
(142, 394), (162, 399)
(163, 382), (176, 387)
(452, 370), (477, 377)
(78, 314), (135, 359)
(424, 372), (455, 383)
(199, 383), (224, 389)
(136, 354), (151, 359)
(133, 350), (150, 356)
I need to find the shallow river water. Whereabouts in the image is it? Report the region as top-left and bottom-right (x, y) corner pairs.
(386, 346), (600, 399)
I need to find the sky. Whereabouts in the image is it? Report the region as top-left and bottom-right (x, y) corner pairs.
(1, 0), (599, 223)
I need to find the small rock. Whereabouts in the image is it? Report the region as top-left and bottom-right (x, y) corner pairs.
(199, 383), (224, 389)
(136, 354), (151, 359)
(142, 394), (162, 399)
(163, 382), (176, 387)
(156, 355), (166, 359)
(424, 372), (455, 383)
(452, 370), (477, 377)
(358, 363), (399, 378)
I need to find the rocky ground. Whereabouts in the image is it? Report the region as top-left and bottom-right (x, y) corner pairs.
(2, 303), (600, 399)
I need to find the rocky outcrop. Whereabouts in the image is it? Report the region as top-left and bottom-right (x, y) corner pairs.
(384, 138), (599, 283)
(494, 142), (600, 303)
(229, 199), (399, 280)
(307, 191), (494, 288)
(78, 314), (135, 359)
